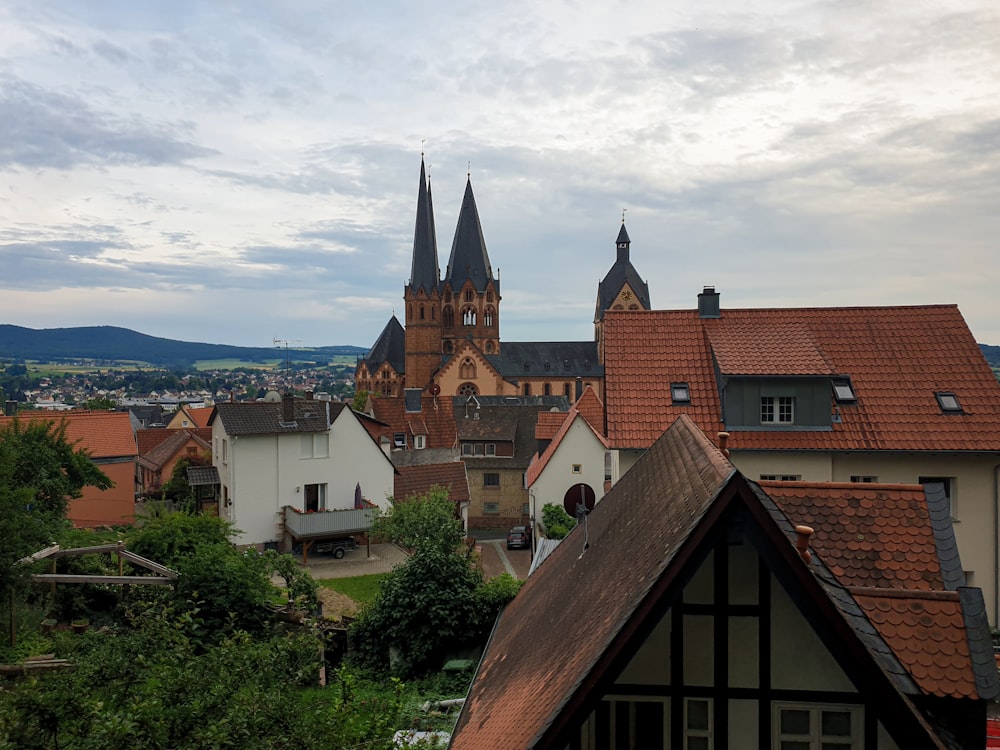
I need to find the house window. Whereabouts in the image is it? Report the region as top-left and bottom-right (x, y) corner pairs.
(832, 378), (856, 403)
(300, 433), (329, 459)
(564, 383), (572, 398)
(920, 476), (956, 520)
(671, 382), (691, 404)
(572, 464), (582, 474)
(304, 483), (327, 512)
(935, 391), (963, 413)
(483, 473), (500, 488)
(523, 383), (531, 396)
(475, 443), (485, 455)
(761, 396), (794, 424)
(414, 435), (426, 450)
(850, 475), (878, 483)
(484, 501), (500, 514)
(222, 438), (228, 464)
(598, 698), (668, 749)
(760, 474), (802, 481)
(685, 698), (713, 749)
(522, 503), (530, 515)
(775, 703), (860, 750)
(605, 451), (613, 482)
(486, 443), (496, 456)
(462, 443), (474, 456)
(393, 432), (407, 449)
(544, 383), (551, 396)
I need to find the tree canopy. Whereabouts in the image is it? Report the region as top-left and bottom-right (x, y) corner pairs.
(371, 486), (464, 555)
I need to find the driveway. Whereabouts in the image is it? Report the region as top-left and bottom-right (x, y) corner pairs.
(478, 540), (532, 580)
(296, 542), (410, 580)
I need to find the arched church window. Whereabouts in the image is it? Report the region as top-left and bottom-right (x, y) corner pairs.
(444, 289), (452, 303)
(431, 306), (436, 320)
(460, 358), (476, 380)
(408, 304), (413, 320)
(487, 289), (494, 302)
(443, 306), (454, 328)
(462, 307), (477, 326)
(464, 288), (474, 302)
(484, 306), (495, 327)
(420, 305), (425, 320)
(458, 382), (478, 397)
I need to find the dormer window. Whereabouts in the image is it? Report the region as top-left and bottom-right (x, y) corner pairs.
(935, 391), (963, 413)
(393, 433), (407, 448)
(761, 396), (794, 424)
(671, 382), (691, 404)
(832, 378), (856, 403)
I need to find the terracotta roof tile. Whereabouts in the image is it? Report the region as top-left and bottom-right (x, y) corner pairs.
(526, 410), (608, 488)
(853, 590), (978, 699)
(0, 411), (136, 458)
(573, 384), (605, 435)
(370, 395), (456, 448)
(766, 482), (944, 590)
(394, 462), (470, 504)
(604, 305), (1000, 451)
(534, 412), (565, 440)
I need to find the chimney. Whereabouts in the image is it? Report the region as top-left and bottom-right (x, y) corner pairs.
(4, 400), (17, 417)
(794, 525), (814, 565)
(282, 392), (296, 424)
(305, 389), (314, 401)
(698, 286), (720, 318)
(717, 432), (730, 458)
(575, 377), (583, 401)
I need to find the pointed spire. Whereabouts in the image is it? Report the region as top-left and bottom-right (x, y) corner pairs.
(408, 157), (439, 295)
(615, 221), (631, 262)
(444, 177), (494, 292)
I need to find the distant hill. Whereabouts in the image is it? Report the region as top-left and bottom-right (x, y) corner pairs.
(981, 344), (1000, 366)
(0, 325), (366, 368)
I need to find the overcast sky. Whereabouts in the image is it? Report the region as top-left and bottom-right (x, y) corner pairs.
(2, 1), (998, 351)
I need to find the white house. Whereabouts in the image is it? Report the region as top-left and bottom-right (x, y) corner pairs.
(210, 394), (395, 548)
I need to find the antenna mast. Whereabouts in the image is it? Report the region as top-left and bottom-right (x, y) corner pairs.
(272, 338), (302, 384)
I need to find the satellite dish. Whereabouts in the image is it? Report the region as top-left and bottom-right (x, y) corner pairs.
(263, 390), (282, 403)
(430, 384), (441, 396)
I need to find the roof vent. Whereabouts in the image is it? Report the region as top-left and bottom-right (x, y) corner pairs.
(794, 525), (814, 565)
(698, 286), (720, 318)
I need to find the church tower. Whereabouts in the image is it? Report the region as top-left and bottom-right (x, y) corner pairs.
(595, 221), (650, 361)
(403, 157), (443, 390)
(440, 177), (501, 357)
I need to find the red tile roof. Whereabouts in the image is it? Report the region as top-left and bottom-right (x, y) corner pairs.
(573, 384), (604, 435)
(765, 482), (943, 590)
(0, 411), (136, 458)
(138, 426), (211, 456)
(534, 411), (564, 440)
(853, 589), (977, 699)
(370, 395), (456, 449)
(394, 462), (470, 504)
(604, 305), (1000, 451)
(176, 406), (213, 428)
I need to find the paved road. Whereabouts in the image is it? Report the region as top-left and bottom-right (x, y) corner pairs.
(478, 539), (531, 580)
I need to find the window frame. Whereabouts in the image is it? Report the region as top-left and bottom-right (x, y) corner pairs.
(671, 382), (691, 404)
(935, 391), (963, 413)
(483, 501), (500, 514)
(414, 435), (426, 450)
(483, 472), (500, 488)
(761, 395), (795, 424)
(832, 378), (856, 403)
(773, 702), (861, 750)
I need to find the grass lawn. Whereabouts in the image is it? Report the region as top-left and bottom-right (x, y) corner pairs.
(319, 573), (389, 605)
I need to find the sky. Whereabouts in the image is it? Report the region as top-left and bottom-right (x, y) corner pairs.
(2, 1), (998, 350)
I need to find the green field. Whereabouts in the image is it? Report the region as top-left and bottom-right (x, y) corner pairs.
(26, 360), (154, 374)
(193, 358), (282, 370)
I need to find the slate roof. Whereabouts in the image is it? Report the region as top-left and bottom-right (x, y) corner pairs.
(187, 465), (220, 486)
(0, 411), (137, 459)
(394, 462), (470, 504)
(212, 400), (345, 435)
(362, 315), (406, 375)
(594, 222), (650, 321)
(486, 341), (602, 380)
(603, 304), (1000, 451)
(451, 415), (996, 749)
(407, 157), (440, 296)
(443, 178), (496, 294)
(459, 402), (553, 470)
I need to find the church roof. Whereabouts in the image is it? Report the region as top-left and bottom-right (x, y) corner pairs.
(487, 341), (602, 380)
(444, 178), (496, 294)
(407, 157), (439, 295)
(595, 222), (650, 321)
(362, 315), (405, 375)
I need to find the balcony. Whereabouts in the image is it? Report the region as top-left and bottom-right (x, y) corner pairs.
(282, 505), (375, 540)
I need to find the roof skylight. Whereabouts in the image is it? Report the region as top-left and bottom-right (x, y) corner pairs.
(935, 391), (963, 413)
(671, 382), (691, 404)
(832, 378), (856, 403)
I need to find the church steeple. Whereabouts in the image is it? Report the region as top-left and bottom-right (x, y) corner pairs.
(615, 222), (631, 263)
(407, 156), (439, 295)
(595, 220), (651, 361)
(444, 177), (495, 294)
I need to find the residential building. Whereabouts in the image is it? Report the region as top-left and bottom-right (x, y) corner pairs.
(603, 290), (1000, 624)
(394, 461), (471, 531)
(136, 428), (211, 498)
(210, 393), (394, 547)
(451, 416), (999, 750)
(0, 410), (138, 527)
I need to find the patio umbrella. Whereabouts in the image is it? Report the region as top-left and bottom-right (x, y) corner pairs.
(354, 482), (364, 509)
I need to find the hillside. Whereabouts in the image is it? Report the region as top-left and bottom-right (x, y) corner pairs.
(0, 325), (366, 368)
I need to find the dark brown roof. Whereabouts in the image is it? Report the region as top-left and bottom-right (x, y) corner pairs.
(369, 395), (457, 449)
(212, 400), (345, 435)
(394, 462), (470, 504)
(137, 429), (210, 471)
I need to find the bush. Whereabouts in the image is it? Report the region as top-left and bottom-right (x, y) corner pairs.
(541, 503), (577, 540)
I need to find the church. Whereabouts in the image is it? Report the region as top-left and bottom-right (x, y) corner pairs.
(354, 157), (650, 400)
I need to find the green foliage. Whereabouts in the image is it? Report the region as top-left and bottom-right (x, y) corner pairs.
(475, 573), (522, 620)
(373, 486), (464, 555)
(542, 502), (577, 540)
(84, 396), (117, 410)
(351, 546), (485, 676)
(127, 511), (233, 566)
(156, 453), (210, 511)
(352, 389), (370, 412)
(264, 549), (320, 613)
(319, 573), (389, 605)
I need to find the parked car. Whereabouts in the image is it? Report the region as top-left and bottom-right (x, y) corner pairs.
(506, 525), (531, 550)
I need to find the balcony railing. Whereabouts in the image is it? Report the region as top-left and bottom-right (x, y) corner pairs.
(282, 505), (375, 539)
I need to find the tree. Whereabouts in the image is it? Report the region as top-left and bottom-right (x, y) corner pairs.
(84, 396), (117, 410)
(0, 417), (112, 518)
(542, 502), (577, 540)
(372, 486), (464, 555)
(352, 389), (370, 412)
